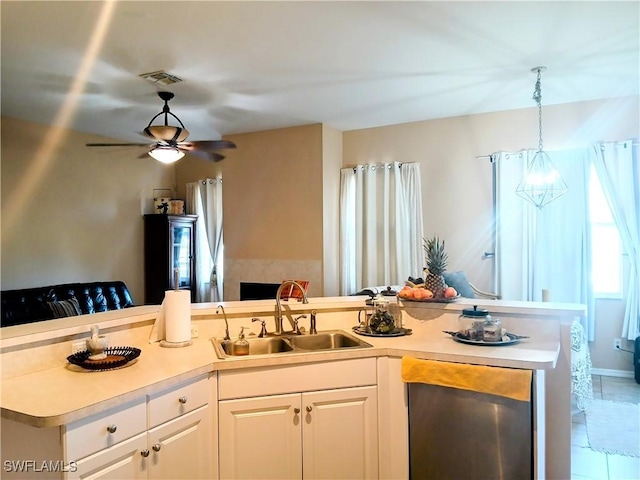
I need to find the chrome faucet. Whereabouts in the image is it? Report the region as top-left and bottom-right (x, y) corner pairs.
(216, 305), (230, 341)
(310, 310), (317, 335)
(252, 317), (268, 337)
(274, 281), (309, 335)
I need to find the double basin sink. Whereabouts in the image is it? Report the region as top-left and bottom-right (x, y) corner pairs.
(212, 329), (373, 359)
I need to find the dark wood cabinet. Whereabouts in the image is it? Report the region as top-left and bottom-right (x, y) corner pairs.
(144, 214), (197, 304)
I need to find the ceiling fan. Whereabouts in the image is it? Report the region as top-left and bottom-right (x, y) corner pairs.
(86, 91), (236, 163)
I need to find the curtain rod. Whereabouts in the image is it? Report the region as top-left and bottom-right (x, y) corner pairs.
(476, 154), (497, 163)
(351, 162), (403, 173)
(479, 139), (639, 161)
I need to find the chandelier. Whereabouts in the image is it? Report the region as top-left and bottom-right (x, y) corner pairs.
(515, 67), (568, 209)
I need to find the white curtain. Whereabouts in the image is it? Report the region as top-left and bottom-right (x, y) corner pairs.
(339, 162), (424, 295)
(186, 177), (224, 302)
(592, 139), (640, 340)
(494, 149), (595, 339)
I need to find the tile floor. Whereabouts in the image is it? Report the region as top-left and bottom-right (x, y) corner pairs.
(571, 375), (640, 480)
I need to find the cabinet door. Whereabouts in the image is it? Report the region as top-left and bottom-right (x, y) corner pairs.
(168, 220), (195, 294)
(218, 393), (301, 480)
(147, 406), (212, 480)
(69, 433), (147, 480)
(144, 214), (197, 304)
(302, 386), (378, 480)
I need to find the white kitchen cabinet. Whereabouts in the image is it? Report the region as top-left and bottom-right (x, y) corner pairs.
(68, 375), (213, 480)
(302, 386), (378, 479)
(219, 393), (301, 479)
(70, 433), (147, 480)
(1, 374), (213, 480)
(146, 405), (211, 480)
(69, 405), (211, 480)
(65, 399), (147, 464)
(217, 358), (378, 480)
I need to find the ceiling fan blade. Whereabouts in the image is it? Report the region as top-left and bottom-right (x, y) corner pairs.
(180, 148), (226, 162)
(86, 143), (149, 147)
(178, 140), (236, 151)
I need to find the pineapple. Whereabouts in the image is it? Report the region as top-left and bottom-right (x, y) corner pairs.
(423, 236), (448, 297)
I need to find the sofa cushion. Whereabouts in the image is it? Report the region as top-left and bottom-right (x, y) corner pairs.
(443, 271), (476, 298)
(47, 297), (83, 318)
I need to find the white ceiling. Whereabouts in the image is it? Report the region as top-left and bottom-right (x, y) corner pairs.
(2, 1), (639, 143)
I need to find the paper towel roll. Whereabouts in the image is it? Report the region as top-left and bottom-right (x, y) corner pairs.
(163, 290), (192, 343)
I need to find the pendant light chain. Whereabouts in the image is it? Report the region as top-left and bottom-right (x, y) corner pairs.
(533, 68), (544, 152)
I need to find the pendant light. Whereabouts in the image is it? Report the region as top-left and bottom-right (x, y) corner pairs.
(516, 67), (568, 209)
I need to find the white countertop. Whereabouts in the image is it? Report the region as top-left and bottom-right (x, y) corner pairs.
(1, 316), (562, 428)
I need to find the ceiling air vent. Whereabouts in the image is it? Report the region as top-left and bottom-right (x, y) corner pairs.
(139, 70), (182, 86)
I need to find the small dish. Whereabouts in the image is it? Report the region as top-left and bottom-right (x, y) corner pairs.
(67, 346), (141, 371)
(352, 326), (412, 337)
(442, 331), (528, 346)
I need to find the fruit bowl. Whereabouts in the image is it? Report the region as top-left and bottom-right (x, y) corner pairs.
(398, 294), (460, 303)
(397, 284), (459, 302)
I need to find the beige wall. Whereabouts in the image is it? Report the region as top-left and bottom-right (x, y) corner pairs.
(175, 125), (326, 301)
(321, 124), (343, 296)
(343, 95), (639, 372)
(1, 117), (175, 304)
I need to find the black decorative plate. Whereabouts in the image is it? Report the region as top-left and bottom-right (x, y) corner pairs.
(67, 346), (141, 371)
(443, 331), (528, 346)
(352, 326), (412, 337)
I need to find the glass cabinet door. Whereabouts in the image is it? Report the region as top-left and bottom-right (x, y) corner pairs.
(171, 224), (193, 289)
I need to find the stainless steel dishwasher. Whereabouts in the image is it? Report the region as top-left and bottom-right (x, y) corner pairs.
(408, 381), (533, 479)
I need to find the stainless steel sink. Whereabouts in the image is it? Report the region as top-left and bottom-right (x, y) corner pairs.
(212, 329), (372, 358)
(288, 331), (364, 350)
(219, 336), (295, 356)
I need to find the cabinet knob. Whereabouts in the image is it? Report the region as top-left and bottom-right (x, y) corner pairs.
(294, 408), (300, 414)
(141, 449), (150, 458)
(306, 406), (313, 413)
(178, 396), (188, 404)
(106, 424), (117, 434)
(152, 444), (162, 452)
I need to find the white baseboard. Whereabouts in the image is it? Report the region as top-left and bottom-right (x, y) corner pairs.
(591, 367), (635, 379)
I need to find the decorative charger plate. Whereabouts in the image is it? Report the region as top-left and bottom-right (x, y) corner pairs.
(352, 326), (412, 337)
(67, 346), (141, 371)
(398, 294), (461, 303)
(442, 331), (528, 346)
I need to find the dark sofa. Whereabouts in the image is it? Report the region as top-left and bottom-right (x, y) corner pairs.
(1, 281), (134, 328)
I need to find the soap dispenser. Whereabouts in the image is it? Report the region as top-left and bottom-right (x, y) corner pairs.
(233, 327), (250, 356)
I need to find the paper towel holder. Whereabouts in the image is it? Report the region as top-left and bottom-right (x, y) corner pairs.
(160, 338), (193, 348)
(160, 278), (193, 348)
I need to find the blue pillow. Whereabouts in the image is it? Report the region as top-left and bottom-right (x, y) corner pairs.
(443, 271), (476, 298)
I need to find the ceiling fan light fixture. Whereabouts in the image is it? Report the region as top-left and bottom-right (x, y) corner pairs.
(144, 92), (190, 144)
(148, 146), (185, 164)
(144, 125), (190, 142)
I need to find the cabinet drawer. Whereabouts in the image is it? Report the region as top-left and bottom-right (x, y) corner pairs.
(148, 375), (210, 428)
(218, 358), (377, 400)
(65, 398), (146, 461)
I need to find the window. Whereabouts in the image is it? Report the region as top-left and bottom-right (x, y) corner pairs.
(589, 164), (623, 297)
